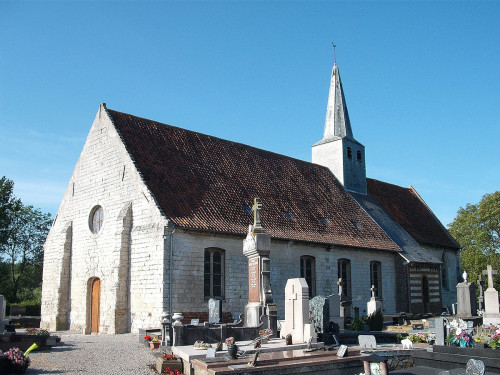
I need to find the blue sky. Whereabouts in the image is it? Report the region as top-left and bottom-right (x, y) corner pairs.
(1, 0), (499, 227)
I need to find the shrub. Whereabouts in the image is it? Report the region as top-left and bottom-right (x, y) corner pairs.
(366, 309), (384, 331)
(18, 300), (41, 316)
(350, 316), (366, 331)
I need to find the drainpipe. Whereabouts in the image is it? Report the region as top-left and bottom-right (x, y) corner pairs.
(163, 222), (175, 316)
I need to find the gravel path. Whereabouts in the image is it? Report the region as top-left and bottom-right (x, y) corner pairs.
(26, 333), (159, 374)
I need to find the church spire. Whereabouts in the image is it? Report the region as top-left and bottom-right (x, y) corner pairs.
(312, 59), (367, 195)
(322, 63), (354, 141)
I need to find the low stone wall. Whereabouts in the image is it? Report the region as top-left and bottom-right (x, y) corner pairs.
(0, 334), (59, 351)
(174, 323), (263, 346)
(370, 350), (415, 371)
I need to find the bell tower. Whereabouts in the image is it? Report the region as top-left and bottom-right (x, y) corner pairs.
(312, 62), (367, 194)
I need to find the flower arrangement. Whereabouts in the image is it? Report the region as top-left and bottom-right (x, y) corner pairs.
(488, 332), (500, 350)
(162, 354), (177, 361)
(259, 328), (272, 336)
(26, 328), (50, 336)
(408, 332), (428, 343)
(151, 337), (158, 343)
(5, 347), (31, 373)
(447, 328), (474, 348)
(163, 368), (183, 375)
(144, 335), (153, 342)
(225, 337), (235, 346)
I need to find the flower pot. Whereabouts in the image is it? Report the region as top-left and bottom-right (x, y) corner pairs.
(260, 334), (270, 344)
(150, 341), (160, 350)
(227, 344), (238, 359)
(156, 356), (183, 373)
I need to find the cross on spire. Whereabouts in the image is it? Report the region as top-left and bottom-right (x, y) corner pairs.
(331, 43), (337, 64)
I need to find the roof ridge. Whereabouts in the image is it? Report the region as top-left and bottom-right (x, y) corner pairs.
(105, 107), (324, 170)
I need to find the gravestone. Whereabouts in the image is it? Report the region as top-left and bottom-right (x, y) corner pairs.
(337, 345), (348, 358)
(482, 265), (500, 325)
(367, 285), (383, 316)
(358, 334), (377, 350)
(209, 298), (222, 324)
(281, 278), (312, 343)
(243, 199), (277, 334)
(309, 295), (329, 333)
(477, 275), (485, 311)
(337, 278), (352, 319)
(434, 317), (448, 346)
(0, 295), (5, 334)
(327, 293), (343, 329)
(456, 280), (477, 317)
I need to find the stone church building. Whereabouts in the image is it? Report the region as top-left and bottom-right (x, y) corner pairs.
(41, 63), (460, 334)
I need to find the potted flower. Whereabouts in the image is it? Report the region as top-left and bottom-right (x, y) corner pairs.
(225, 337), (237, 359)
(488, 332), (500, 350)
(150, 337), (160, 350)
(259, 328), (273, 343)
(163, 368), (183, 375)
(156, 353), (183, 373)
(5, 347), (30, 374)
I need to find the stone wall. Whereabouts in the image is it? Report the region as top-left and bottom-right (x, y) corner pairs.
(170, 231), (398, 321)
(424, 245), (460, 310)
(41, 105), (169, 334)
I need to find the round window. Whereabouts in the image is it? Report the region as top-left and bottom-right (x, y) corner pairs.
(89, 206), (104, 234)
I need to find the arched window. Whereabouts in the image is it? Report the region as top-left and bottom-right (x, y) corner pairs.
(441, 253), (448, 290)
(370, 261), (382, 299)
(338, 259), (351, 299)
(204, 248), (225, 299)
(89, 206), (104, 234)
(300, 256), (316, 297)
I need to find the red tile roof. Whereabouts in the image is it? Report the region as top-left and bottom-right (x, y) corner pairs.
(106, 108), (401, 252)
(367, 179), (459, 249)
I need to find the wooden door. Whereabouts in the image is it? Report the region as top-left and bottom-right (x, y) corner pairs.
(91, 278), (100, 333)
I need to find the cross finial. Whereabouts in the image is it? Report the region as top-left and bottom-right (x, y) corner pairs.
(331, 43), (337, 64)
(252, 197), (264, 233)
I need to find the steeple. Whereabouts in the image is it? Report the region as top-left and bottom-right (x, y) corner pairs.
(322, 63), (354, 142)
(312, 62), (367, 194)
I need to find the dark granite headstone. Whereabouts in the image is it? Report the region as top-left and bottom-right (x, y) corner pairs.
(208, 298), (222, 324)
(309, 295), (329, 333)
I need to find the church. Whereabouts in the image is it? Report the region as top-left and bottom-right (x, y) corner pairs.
(40, 62), (460, 334)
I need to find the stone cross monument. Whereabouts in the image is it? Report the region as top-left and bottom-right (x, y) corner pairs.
(367, 285), (383, 316)
(337, 278), (351, 319)
(482, 265), (500, 325)
(456, 272), (477, 317)
(477, 275), (485, 311)
(243, 198), (277, 335)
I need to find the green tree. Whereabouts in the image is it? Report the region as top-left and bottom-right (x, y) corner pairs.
(448, 191), (500, 290)
(0, 177), (21, 245)
(0, 177), (51, 303)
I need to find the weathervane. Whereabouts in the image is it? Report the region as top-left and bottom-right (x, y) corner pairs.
(331, 42), (337, 64)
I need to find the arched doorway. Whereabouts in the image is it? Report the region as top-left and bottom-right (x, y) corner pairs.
(91, 278), (101, 333)
(422, 276), (430, 313)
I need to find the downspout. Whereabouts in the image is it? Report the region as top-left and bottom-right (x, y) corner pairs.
(164, 222), (175, 316)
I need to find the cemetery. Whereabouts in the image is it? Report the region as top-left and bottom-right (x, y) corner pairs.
(140, 225), (500, 375)
(1, 205), (499, 374)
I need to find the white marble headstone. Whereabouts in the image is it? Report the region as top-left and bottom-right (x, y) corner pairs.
(281, 278), (309, 343)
